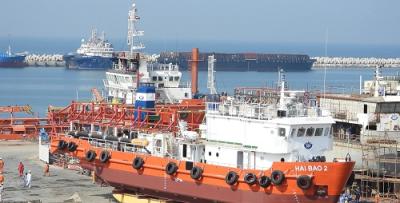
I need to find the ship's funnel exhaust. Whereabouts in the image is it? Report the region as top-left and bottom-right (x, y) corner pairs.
(191, 48), (199, 95)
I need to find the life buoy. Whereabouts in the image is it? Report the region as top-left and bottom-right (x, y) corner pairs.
(225, 171), (239, 185)
(67, 142), (77, 152)
(190, 166), (203, 180)
(259, 175), (272, 188)
(85, 150), (96, 162)
(271, 170), (285, 185)
(100, 150), (110, 163)
(165, 162), (178, 175)
(244, 173), (257, 185)
(132, 157), (144, 170)
(297, 175), (312, 190)
(57, 140), (67, 150)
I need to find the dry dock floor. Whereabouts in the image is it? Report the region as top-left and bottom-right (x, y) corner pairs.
(0, 140), (114, 203)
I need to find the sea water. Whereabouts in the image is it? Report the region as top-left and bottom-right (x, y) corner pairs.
(1, 66), (400, 116)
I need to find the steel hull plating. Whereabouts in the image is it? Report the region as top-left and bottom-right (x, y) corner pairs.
(65, 55), (114, 70)
(51, 135), (354, 203)
(91, 166), (340, 203)
(158, 52), (315, 72)
(0, 55), (26, 67)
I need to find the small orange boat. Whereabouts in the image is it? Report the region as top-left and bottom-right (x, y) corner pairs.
(0, 105), (49, 140)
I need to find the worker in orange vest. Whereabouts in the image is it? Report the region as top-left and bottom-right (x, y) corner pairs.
(0, 172), (3, 202)
(18, 162), (24, 177)
(0, 158), (4, 173)
(0, 172), (4, 185)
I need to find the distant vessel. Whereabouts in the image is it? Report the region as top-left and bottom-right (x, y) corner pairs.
(158, 52), (315, 72)
(65, 30), (115, 70)
(104, 3), (192, 104)
(0, 46), (27, 67)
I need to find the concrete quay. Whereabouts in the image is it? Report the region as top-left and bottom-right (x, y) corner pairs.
(0, 140), (114, 203)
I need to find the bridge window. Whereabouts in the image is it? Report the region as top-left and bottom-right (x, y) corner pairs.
(169, 76), (173, 81)
(315, 128), (323, 136)
(158, 76), (163, 81)
(306, 127), (315, 136)
(174, 76), (180, 81)
(290, 128), (296, 137)
(152, 76), (157, 81)
(278, 128), (286, 137)
(324, 128), (330, 136)
(297, 127), (305, 137)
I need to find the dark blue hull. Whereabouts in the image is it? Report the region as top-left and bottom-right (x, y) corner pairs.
(159, 52), (315, 72)
(0, 54), (26, 67)
(65, 55), (114, 70)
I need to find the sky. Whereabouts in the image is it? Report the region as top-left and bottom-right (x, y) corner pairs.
(0, 0), (400, 55)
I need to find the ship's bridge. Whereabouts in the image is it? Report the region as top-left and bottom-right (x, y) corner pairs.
(203, 100), (335, 165)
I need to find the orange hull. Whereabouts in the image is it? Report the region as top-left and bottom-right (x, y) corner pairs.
(50, 135), (354, 203)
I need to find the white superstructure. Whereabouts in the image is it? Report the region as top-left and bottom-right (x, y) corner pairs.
(108, 72), (335, 170)
(77, 29), (114, 57)
(103, 2), (191, 104)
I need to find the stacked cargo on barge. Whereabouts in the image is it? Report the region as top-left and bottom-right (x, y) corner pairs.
(158, 51), (315, 71)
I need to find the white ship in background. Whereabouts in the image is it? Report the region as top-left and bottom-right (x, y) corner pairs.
(65, 29), (115, 70)
(103, 2), (191, 104)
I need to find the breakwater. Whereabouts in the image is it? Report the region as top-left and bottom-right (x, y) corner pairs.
(25, 54), (66, 67)
(312, 56), (400, 67)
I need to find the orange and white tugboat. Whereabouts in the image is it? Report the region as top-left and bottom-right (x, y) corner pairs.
(50, 68), (354, 202)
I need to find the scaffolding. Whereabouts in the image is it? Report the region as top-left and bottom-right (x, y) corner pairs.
(360, 135), (400, 201)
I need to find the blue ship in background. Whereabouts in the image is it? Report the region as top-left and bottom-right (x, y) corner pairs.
(0, 46), (27, 67)
(65, 29), (115, 70)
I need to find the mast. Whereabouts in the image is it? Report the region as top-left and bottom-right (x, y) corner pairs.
(207, 55), (217, 94)
(374, 64), (384, 97)
(7, 45), (11, 56)
(278, 69), (287, 110)
(127, 1), (144, 55)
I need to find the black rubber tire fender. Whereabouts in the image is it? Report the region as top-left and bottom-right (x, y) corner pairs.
(67, 142), (77, 152)
(132, 157), (144, 170)
(99, 150), (110, 163)
(190, 166), (203, 180)
(225, 171), (239, 185)
(271, 170), (285, 185)
(165, 162), (178, 175)
(57, 140), (67, 150)
(244, 173), (258, 185)
(297, 175), (312, 190)
(259, 175), (272, 188)
(179, 112), (189, 119)
(85, 150), (96, 162)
